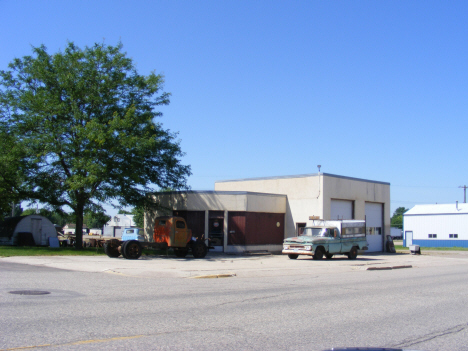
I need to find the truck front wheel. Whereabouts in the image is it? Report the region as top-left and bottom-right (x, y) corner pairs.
(124, 240), (142, 260)
(192, 240), (208, 258)
(313, 247), (324, 260)
(121, 241), (129, 259)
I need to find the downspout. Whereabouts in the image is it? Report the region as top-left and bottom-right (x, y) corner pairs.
(317, 165), (321, 199)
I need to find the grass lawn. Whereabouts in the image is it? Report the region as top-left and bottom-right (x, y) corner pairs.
(0, 245), (172, 257)
(394, 244), (468, 252)
(0, 246), (106, 257)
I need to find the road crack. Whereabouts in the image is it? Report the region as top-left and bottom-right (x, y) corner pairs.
(392, 323), (468, 348)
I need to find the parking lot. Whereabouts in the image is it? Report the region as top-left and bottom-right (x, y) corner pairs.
(3, 250), (467, 279)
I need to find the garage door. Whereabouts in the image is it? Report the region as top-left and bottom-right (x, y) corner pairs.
(365, 202), (383, 252)
(331, 200), (353, 220)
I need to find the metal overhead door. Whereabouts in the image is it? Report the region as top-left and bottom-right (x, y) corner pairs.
(331, 200), (353, 220)
(365, 202), (383, 252)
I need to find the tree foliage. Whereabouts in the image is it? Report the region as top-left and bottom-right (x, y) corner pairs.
(131, 206), (144, 228)
(0, 131), (27, 220)
(390, 207), (409, 229)
(83, 210), (110, 229)
(0, 42), (191, 247)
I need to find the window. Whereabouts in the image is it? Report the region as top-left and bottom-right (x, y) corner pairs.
(176, 221), (186, 229)
(366, 227), (382, 235)
(449, 234), (458, 238)
(297, 223), (306, 236)
(428, 234), (437, 238)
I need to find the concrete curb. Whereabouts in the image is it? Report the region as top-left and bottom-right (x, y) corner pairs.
(366, 265), (412, 271)
(188, 273), (237, 279)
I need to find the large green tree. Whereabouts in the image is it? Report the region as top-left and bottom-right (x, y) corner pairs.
(0, 42), (191, 248)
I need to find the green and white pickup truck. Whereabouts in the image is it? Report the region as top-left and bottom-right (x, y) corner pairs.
(282, 220), (368, 260)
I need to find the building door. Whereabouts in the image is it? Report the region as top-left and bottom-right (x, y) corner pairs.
(31, 218), (42, 245)
(365, 202), (383, 252)
(114, 227), (122, 238)
(209, 211), (224, 252)
(405, 231), (413, 247)
(228, 212), (246, 245)
(331, 199), (353, 219)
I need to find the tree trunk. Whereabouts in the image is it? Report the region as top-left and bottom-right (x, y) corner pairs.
(74, 203), (84, 249)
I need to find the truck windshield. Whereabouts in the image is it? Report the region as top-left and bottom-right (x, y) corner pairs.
(301, 228), (328, 237)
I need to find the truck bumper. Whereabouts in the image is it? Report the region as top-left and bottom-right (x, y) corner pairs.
(282, 249), (313, 256)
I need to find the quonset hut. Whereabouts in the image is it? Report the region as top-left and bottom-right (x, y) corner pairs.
(0, 215), (58, 246)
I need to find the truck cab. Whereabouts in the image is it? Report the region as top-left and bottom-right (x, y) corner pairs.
(282, 220), (368, 260)
(121, 228), (145, 242)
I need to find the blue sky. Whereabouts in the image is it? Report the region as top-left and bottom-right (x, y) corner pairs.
(2, 0), (467, 216)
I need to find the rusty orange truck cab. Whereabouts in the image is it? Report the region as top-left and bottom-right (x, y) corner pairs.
(103, 216), (208, 259)
(153, 216), (191, 248)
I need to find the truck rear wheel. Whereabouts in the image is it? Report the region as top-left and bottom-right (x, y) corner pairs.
(347, 246), (358, 260)
(174, 248), (188, 258)
(124, 240), (142, 260)
(103, 243), (120, 258)
(288, 254), (299, 259)
(192, 240), (208, 258)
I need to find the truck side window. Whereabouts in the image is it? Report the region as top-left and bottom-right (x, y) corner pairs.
(176, 221), (186, 229)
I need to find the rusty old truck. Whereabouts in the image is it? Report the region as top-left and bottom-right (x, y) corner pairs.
(103, 216), (208, 259)
(282, 219), (368, 260)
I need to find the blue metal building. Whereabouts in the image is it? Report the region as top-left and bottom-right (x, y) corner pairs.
(403, 203), (468, 248)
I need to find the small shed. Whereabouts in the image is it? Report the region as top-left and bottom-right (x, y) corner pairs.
(0, 215), (58, 246)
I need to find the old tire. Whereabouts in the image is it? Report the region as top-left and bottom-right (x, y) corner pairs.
(124, 240), (142, 260)
(103, 243), (120, 258)
(121, 241), (129, 259)
(192, 240), (208, 258)
(174, 248), (188, 258)
(288, 254), (299, 259)
(313, 247), (324, 260)
(325, 253), (333, 260)
(347, 246), (358, 260)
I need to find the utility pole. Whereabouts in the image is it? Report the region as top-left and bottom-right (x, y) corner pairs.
(459, 185), (467, 203)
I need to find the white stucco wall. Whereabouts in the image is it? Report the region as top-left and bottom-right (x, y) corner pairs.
(215, 173), (391, 241)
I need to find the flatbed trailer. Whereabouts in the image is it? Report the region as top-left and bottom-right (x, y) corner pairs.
(103, 216), (209, 259)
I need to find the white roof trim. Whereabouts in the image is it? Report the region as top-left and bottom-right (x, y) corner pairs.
(404, 203), (468, 215)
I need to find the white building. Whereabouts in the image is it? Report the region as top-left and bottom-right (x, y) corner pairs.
(103, 214), (136, 237)
(403, 203), (468, 248)
(145, 173), (391, 253)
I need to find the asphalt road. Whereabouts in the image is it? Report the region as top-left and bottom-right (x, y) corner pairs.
(1, 252), (468, 351)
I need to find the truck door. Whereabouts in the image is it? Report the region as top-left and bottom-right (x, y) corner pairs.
(173, 220), (189, 247)
(327, 228), (342, 254)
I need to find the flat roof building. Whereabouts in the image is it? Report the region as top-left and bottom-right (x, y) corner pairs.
(145, 173), (390, 253)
